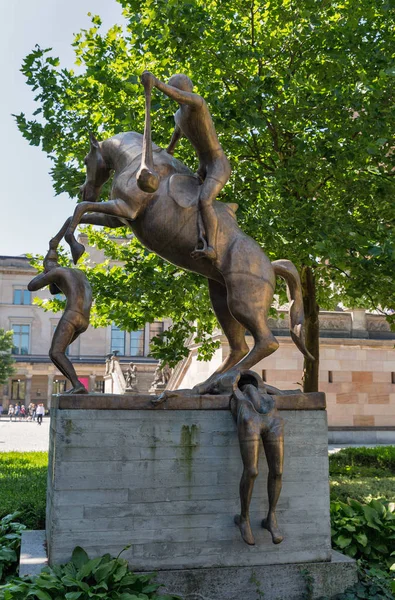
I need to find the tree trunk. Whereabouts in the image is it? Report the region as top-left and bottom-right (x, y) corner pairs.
(301, 266), (320, 393)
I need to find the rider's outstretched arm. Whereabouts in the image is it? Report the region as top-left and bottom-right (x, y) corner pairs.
(166, 125), (183, 155)
(154, 79), (203, 108)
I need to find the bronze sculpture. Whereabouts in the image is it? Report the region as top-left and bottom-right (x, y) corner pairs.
(139, 71), (231, 263)
(49, 72), (313, 394)
(231, 371), (284, 546)
(28, 248), (92, 394)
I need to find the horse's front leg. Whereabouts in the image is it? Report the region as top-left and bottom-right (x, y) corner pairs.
(49, 213), (126, 253)
(65, 200), (137, 263)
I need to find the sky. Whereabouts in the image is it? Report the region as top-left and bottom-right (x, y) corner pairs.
(0, 0), (124, 257)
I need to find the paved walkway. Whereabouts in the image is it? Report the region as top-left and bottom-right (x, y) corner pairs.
(0, 418), (50, 452)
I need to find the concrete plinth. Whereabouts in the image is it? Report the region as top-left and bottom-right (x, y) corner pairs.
(47, 392), (335, 572)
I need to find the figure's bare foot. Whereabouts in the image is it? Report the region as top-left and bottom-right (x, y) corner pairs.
(191, 245), (217, 261)
(234, 514), (255, 545)
(192, 369), (239, 396)
(262, 514), (283, 544)
(65, 384), (88, 395)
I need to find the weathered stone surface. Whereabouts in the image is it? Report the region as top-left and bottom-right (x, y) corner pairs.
(152, 551), (357, 600)
(19, 530), (47, 577)
(53, 391), (326, 411)
(47, 400), (332, 570)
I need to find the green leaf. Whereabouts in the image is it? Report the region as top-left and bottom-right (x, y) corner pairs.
(71, 546), (89, 569)
(355, 532), (368, 547)
(335, 535), (352, 549)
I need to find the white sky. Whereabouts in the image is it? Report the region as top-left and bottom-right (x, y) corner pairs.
(0, 0), (123, 257)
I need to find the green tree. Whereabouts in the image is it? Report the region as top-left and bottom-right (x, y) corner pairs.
(0, 330), (15, 385)
(15, 0), (395, 388)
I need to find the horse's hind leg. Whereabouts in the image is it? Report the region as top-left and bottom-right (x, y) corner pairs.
(208, 279), (249, 374)
(225, 272), (279, 370)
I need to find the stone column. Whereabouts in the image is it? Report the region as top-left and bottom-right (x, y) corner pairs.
(351, 309), (367, 339)
(89, 374), (96, 393)
(47, 376), (53, 409)
(25, 375), (32, 407)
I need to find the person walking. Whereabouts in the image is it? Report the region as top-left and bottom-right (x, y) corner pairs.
(20, 405), (26, 420)
(8, 405), (14, 421)
(14, 404), (20, 421)
(36, 403), (45, 425)
(0, 404), (3, 420)
(32, 403), (37, 421)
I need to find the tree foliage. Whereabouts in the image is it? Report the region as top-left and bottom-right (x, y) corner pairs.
(0, 330), (15, 386)
(16, 0), (395, 365)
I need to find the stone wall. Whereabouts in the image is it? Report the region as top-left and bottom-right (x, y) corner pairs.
(46, 394), (331, 570)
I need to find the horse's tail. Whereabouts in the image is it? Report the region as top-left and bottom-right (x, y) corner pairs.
(272, 259), (315, 361)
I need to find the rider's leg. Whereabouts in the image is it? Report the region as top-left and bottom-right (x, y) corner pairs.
(234, 402), (261, 545)
(191, 176), (224, 261)
(49, 317), (87, 393)
(65, 200), (139, 263)
(208, 279), (249, 373)
(261, 422), (284, 544)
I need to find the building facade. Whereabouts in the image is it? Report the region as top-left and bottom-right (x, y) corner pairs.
(171, 309), (395, 428)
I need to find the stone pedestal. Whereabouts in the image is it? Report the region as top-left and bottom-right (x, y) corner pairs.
(46, 392), (356, 597)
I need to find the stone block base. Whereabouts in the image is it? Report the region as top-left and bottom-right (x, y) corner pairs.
(153, 551), (357, 600)
(48, 392), (330, 569)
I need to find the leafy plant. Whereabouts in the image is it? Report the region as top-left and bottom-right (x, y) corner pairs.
(0, 546), (181, 600)
(331, 498), (395, 570)
(318, 563), (395, 599)
(0, 330), (15, 385)
(0, 514), (26, 584)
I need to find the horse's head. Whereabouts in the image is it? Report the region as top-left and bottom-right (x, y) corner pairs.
(80, 133), (111, 202)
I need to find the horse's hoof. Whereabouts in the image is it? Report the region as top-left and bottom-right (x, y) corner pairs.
(71, 242), (86, 264)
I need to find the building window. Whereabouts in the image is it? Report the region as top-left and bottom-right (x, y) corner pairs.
(12, 325), (30, 355)
(95, 380), (105, 393)
(111, 325), (125, 356)
(130, 329), (145, 356)
(53, 380), (67, 394)
(149, 322), (164, 348)
(11, 380), (26, 401)
(13, 289), (31, 305)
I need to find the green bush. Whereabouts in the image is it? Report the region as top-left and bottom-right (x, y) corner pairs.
(330, 476), (395, 504)
(0, 453), (47, 530)
(0, 514), (26, 584)
(331, 498), (395, 569)
(0, 546), (181, 600)
(329, 446), (395, 477)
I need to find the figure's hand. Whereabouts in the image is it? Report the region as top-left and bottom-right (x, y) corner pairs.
(141, 71), (158, 90)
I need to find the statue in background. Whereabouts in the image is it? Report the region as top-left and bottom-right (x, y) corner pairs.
(125, 362), (138, 390)
(28, 248), (92, 394)
(230, 371), (284, 546)
(149, 363), (172, 393)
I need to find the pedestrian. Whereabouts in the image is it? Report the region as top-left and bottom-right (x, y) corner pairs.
(36, 403), (45, 425)
(8, 405), (14, 421)
(32, 403), (37, 421)
(0, 404), (3, 420)
(14, 404), (20, 420)
(20, 405), (26, 420)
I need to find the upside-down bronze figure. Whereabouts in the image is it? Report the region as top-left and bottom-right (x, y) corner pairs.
(28, 248), (92, 394)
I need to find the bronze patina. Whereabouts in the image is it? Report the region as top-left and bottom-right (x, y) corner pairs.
(231, 371), (284, 546)
(49, 72), (312, 394)
(28, 248), (92, 394)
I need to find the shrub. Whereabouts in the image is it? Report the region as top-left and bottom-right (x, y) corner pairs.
(330, 476), (395, 504)
(318, 563), (395, 599)
(329, 446), (395, 477)
(0, 546), (181, 600)
(331, 498), (395, 569)
(0, 514), (26, 584)
(0, 453), (47, 530)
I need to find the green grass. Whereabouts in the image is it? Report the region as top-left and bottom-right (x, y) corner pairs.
(0, 452), (48, 530)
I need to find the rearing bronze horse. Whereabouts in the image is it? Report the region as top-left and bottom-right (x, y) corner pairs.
(51, 131), (312, 393)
